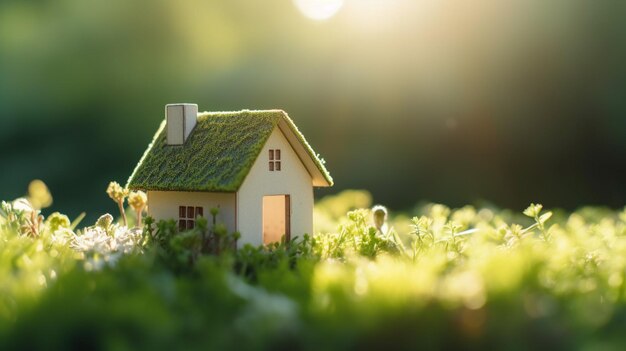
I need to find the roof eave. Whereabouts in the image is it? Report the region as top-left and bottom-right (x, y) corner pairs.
(276, 114), (333, 187)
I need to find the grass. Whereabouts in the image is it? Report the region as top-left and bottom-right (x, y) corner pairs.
(2, 189), (626, 350)
(127, 110), (332, 192)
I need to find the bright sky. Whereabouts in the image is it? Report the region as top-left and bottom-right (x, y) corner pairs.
(293, 0), (344, 20)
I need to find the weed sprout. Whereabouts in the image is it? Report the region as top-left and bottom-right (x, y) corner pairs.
(372, 205), (388, 234)
(106, 181), (129, 226)
(45, 212), (71, 233)
(27, 179), (53, 210)
(128, 191), (147, 227)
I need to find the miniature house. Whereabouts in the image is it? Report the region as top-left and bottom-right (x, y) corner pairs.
(127, 103), (333, 247)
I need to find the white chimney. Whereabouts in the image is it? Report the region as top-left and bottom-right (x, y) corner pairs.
(166, 103), (198, 145)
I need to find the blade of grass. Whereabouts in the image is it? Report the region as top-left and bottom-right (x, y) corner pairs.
(70, 212), (86, 230)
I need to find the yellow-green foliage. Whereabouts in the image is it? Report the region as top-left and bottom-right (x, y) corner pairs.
(0, 212), (77, 323)
(312, 199), (626, 316)
(313, 189), (373, 233)
(127, 110), (332, 191)
(106, 181), (128, 203)
(128, 191), (147, 210)
(3, 189), (626, 349)
(44, 212), (71, 232)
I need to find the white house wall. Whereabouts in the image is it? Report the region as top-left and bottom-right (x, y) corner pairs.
(237, 127), (314, 246)
(147, 191), (236, 233)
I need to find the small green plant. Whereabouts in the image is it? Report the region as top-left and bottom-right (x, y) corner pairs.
(409, 216), (434, 258)
(372, 205), (388, 233)
(145, 207), (240, 271)
(523, 203), (553, 240)
(106, 181), (129, 226)
(44, 212), (71, 232)
(26, 179), (53, 210)
(210, 207), (219, 226)
(128, 190), (147, 227)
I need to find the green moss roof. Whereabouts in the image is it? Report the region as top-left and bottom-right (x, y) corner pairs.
(127, 109), (332, 192)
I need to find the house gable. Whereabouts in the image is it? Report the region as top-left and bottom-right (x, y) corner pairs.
(276, 119), (331, 187)
(236, 127), (314, 245)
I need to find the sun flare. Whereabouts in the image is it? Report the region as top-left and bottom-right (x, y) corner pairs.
(293, 0), (344, 20)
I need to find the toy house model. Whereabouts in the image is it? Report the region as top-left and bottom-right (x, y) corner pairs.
(127, 103), (333, 247)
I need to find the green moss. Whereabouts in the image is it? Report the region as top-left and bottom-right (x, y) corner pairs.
(127, 109), (333, 192)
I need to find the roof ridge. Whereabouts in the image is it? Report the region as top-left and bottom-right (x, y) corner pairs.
(198, 109), (285, 115)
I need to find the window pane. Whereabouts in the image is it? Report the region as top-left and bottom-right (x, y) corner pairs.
(179, 206), (186, 218)
(275, 149), (281, 160)
(179, 220), (186, 231)
(187, 206), (194, 218)
(269, 161), (274, 171)
(196, 207), (203, 217)
(275, 161), (281, 171)
(187, 220), (194, 229)
(269, 149), (274, 160)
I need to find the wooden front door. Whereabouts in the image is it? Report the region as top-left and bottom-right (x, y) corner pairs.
(262, 195), (290, 244)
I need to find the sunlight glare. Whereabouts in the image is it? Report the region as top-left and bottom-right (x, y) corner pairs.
(293, 0), (344, 20)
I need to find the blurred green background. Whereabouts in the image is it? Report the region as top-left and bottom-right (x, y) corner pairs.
(1, 0), (625, 222)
